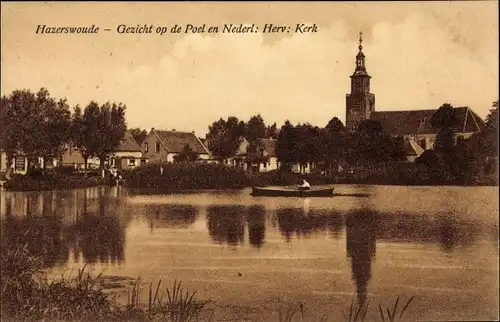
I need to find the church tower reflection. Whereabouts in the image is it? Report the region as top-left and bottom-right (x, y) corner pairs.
(346, 209), (378, 306)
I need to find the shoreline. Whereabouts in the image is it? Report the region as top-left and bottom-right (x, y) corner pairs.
(2, 173), (498, 193)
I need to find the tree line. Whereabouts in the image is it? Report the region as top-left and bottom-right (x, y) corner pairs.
(206, 114), (277, 162)
(0, 88), (127, 177)
(203, 102), (498, 184)
(205, 113), (407, 173)
(416, 102), (498, 184)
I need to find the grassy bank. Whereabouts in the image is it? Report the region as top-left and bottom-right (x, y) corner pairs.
(124, 163), (248, 193)
(4, 173), (108, 192)
(0, 243), (212, 322)
(6, 162), (495, 193)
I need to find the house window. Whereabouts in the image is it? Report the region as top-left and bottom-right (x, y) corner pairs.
(128, 159), (136, 166)
(155, 142), (160, 153)
(144, 142), (149, 152)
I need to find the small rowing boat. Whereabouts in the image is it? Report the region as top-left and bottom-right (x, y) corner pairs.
(251, 186), (334, 197)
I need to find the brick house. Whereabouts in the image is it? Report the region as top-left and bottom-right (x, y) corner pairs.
(141, 128), (211, 163)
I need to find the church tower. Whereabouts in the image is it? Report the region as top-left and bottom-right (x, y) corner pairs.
(346, 32), (375, 132)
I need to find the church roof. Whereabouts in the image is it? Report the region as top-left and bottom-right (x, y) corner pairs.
(370, 106), (486, 136)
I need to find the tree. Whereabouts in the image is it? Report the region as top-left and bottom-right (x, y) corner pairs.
(357, 119), (383, 136)
(244, 114), (268, 170)
(325, 117), (346, 133)
(1, 88), (71, 172)
(276, 120), (295, 170)
(174, 144), (198, 163)
(431, 103), (460, 154)
(266, 123), (278, 139)
(39, 97), (72, 167)
(74, 101), (127, 178)
(430, 103), (462, 181)
(322, 118), (347, 173)
(129, 128), (148, 145)
(70, 105), (91, 175)
(245, 114), (267, 143)
(468, 100), (499, 179)
(206, 116), (245, 162)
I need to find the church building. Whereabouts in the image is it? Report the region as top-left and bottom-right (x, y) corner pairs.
(345, 33), (486, 161)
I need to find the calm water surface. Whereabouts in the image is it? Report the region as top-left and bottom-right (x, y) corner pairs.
(1, 185), (498, 321)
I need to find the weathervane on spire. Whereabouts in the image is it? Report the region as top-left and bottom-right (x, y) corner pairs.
(358, 31), (363, 51)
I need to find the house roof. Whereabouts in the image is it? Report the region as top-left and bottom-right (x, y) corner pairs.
(370, 106), (486, 136)
(259, 138), (277, 157)
(153, 129), (210, 154)
(404, 139), (425, 156)
(115, 130), (142, 152)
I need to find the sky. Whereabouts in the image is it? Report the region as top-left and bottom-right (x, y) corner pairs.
(1, 2), (498, 137)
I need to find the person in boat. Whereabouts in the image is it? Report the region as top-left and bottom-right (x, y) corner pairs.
(297, 179), (311, 190)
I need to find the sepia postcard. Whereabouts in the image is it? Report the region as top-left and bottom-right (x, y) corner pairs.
(0, 1), (498, 321)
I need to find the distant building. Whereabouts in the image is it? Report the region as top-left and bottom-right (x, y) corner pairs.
(345, 32), (486, 161)
(109, 130), (148, 170)
(141, 128), (211, 163)
(223, 137), (280, 173)
(60, 145), (100, 170)
(60, 130), (147, 170)
(0, 150), (57, 174)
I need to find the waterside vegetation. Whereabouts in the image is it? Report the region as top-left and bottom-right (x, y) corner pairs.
(1, 242), (416, 322)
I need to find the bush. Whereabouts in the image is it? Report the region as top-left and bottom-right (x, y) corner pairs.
(124, 162), (249, 193)
(4, 173), (106, 192)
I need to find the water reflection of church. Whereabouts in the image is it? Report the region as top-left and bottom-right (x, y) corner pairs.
(346, 210), (377, 306)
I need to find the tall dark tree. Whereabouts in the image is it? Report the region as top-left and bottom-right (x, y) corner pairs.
(245, 114), (269, 169)
(206, 116), (245, 162)
(0, 95), (15, 174)
(276, 120), (295, 170)
(129, 128), (148, 145)
(1, 88), (71, 172)
(322, 117), (347, 173)
(74, 101), (127, 178)
(245, 114), (267, 143)
(70, 105), (91, 175)
(40, 97), (72, 167)
(430, 103), (461, 181)
(431, 103), (460, 154)
(266, 123), (278, 139)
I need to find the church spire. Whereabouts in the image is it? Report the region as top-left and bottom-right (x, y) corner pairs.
(353, 31), (368, 76)
(358, 31), (363, 52)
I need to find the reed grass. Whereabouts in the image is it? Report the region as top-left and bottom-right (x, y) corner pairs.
(2, 243), (417, 322)
(378, 295), (415, 322)
(346, 296), (370, 322)
(277, 300), (305, 322)
(1, 244), (211, 322)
